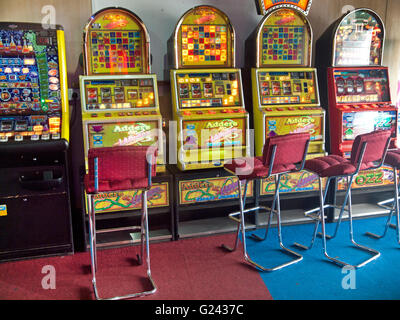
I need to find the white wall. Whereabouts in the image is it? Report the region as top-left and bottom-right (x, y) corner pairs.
(92, 0), (262, 80)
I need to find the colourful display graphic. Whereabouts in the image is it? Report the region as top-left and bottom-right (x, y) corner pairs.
(87, 120), (159, 149)
(266, 114), (323, 140)
(334, 68), (390, 104)
(92, 182), (169, 213)
(337, 166), (393, 190)
(0, 28), (62, 142)
(179, 177), (253, 204)
(334, 9), (383, 66)
(177, 6), (233, 67)
(176, 71), (241, 108)
(260, 170), (325, 195)
(257, 0), (312, 15)
(182, 118), (246, 149)
(258, 70), (317, 105)
(342, 111), (396, 141)
(260, 9), (310, 66)
(83, 77), (156, 110)
(85, 9), (147, 74)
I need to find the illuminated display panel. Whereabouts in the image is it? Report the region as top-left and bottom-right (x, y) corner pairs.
(0, 27), (62, 141)
(83, 77), (156, 111)
(334, 9), (384, 66)
(87, 120), (159, 149)
(259, 8), (311, 66)
(333, 68), (390, 104)
(182, 118), (246, 150)
(176, 6), (234, 68)
(84, 8), (149, 75)
(258, 70), (317, 105)
(265, 114), (324, 141)
(342, 111), (396, 141)
(176, 70), (242, 108)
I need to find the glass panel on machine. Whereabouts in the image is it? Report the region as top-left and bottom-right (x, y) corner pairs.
(334, 68), (390, 104)
(176, 71), (241, 108)
(259, 9), (311, 66)
(85, 9), (146, 75)
(177, 6), (233, 68)
(334, 9), (384, 66)
(0, 27), (62, 142)
(83, 77), (156, 111)
(258, 70), (317, 105)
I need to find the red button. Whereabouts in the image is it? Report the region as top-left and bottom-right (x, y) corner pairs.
(183, 111), (191, 116)
(208, 110), (216, 114)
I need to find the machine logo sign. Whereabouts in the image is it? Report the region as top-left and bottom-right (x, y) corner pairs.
(0, 205), (7, 216)
(113, 123), (151, 134)
(205, 119), (238, 129)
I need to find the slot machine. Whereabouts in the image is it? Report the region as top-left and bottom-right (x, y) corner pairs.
(0, 22), (73, 261)
(79, 7), (172, 246)
(168, 5), (250, 171)
(317, 8), (397, 192)
(168, 5), (254, 238)
(248, 1), (326, 198)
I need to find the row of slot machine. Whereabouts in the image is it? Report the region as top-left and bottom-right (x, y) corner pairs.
(0, 0), (398, 255)
(77, 2), (398, 240)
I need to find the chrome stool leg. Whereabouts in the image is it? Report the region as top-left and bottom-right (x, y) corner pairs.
(221, 180), (249, 252)
(224, 176), (303, 271)
(88, 190), (157, 300)
(301, 176), (380, 268)
(366, 168), (400, 244)
(250, 177), (280, 242)
(294, 177), (331, 250)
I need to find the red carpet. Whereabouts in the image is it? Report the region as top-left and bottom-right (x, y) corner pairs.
(0, 233), (272, 300)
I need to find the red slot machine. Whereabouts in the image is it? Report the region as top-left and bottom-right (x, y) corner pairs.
(317, 8), (397, 191)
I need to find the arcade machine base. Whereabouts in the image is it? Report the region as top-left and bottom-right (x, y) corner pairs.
(169, 165), (258, 239)
(0, 147), (74, 262)
(80, 169), (175, 250)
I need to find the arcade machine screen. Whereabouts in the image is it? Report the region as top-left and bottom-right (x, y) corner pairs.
(334, 9), (383, 66)
(174, 6), (234, 68)
(332, 67), (396, 143)
(258, 8), (311, 67)
(0, 26), (66, 143)
(84, 8), (149, 75)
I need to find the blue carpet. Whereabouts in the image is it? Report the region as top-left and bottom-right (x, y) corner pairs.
(242, 216), (400, 300)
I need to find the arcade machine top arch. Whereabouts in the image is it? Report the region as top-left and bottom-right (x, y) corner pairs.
(256, 0), (313, 16)
(255, 6), (313, 68)
(83, 7), (151, 75)
(332, 8), (385, 67)
(171, 5), (236, 69)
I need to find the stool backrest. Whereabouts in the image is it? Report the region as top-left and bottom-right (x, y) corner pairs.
(87, 146), (158, 189)
(262, 133), (310, 170)
(350, 130), (391, 169)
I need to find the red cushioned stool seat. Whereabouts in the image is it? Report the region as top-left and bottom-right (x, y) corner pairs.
(294, 130), (392, 268)
(222, 132), (310, 272)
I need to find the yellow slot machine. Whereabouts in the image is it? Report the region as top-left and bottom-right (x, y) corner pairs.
(79, 7), (173, 246)
(0, 22), (73, 261)
(248, 0), (326, 213)
(167, 5), (254, 238)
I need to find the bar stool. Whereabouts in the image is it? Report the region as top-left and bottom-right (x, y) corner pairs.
(365, 149), (400, 244)
(84, 145), (158, 300)
(222, 132), (311, 271)
(294, 130), (391, 268)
